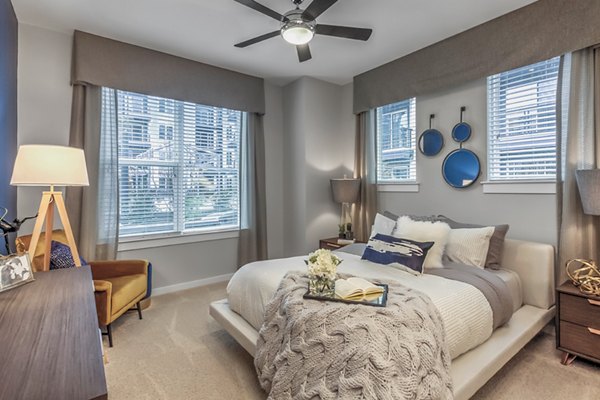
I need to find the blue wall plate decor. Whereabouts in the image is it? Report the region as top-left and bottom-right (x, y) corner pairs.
(442, 149), (480, 188)
(419, 129), (444, 156)
(452, 122), (471, 143)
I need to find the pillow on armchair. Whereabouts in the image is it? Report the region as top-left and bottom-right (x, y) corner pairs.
(49, 241), (88, 270)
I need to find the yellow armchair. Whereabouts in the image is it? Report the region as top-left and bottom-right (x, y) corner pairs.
(16, 230), (149, 347)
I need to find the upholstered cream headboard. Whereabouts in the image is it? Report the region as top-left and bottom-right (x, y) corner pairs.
(501, 239), (555, 310)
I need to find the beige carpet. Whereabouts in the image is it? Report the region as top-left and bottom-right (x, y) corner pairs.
(105, 282), (600, 399)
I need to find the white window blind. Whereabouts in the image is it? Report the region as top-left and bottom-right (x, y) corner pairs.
(487, 57), (560, 181)
(376, 98), (417, 182)
(102, 88), (243, 237)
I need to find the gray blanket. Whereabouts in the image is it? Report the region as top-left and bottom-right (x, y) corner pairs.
(338, 245), (514, 329)
(428, 262), (513, 329)
(255, 272), (453, 400)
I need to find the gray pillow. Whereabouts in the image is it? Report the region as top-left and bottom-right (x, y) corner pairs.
(383, 211), (443, 223)
(436, 215), (509, 269)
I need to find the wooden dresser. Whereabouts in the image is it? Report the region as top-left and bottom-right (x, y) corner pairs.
(556, 281), (600, 365)
(0, 266), (107, 399)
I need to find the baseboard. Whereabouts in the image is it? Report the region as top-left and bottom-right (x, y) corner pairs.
(152, 273), (234, 296)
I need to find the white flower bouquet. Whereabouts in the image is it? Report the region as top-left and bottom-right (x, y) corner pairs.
(305, 249), (342, 296)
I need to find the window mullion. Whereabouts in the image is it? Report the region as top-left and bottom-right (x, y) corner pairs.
(175, 102), (185, 233)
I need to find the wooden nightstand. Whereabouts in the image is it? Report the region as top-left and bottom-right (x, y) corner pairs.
(319, 237), (359, 251)
(556, 281), (600, 365)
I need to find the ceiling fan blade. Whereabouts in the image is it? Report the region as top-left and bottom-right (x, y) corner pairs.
(235, 30), (280, 48)
(297, 44), (312, 62)
(233, 0), (284, 21)
(315, 24), (372, 41)
(302, 0), (338, 20)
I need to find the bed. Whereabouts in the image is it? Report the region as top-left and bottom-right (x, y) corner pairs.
(210, 238), (555, 400)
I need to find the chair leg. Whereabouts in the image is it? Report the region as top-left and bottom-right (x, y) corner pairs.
(102, 324), (113, 348)
(136, 301), (143, 320)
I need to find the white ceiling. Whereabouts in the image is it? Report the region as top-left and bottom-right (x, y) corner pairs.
(11, 0), (537, 86)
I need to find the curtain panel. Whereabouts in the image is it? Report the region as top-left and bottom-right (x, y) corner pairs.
(65, 85), (119, 260)
(238, 113), (268, 267)
(354, 0), (600, 113)
(72, 31), (265, 114)
(352, 110), (377, 242)
(557, 47), (600, 284)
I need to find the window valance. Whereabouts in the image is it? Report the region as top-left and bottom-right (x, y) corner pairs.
(353, 0), (600, 114)
(72, 31), (265, 114)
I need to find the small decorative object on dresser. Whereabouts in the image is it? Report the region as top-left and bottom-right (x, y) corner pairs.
(556, 281), (600, 365)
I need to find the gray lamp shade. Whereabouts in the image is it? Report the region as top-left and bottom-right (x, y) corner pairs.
(576, 169), (600, 216)
(330, 178), (360, 204)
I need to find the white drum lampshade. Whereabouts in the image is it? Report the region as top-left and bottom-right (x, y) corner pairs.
(10, 145), (89, 187)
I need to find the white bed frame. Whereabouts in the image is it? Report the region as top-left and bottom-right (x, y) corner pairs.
(210, 238), (556, 400)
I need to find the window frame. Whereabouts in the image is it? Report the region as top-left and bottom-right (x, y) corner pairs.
(375, 98), (418, 186)
(106, 89), (245, 242)
(485, 57), (560, 186)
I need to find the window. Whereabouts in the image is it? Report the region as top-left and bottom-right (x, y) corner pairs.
(487, 57), (560, 181)
(376, 98), (417, 182)
(102, 88), (244, 238)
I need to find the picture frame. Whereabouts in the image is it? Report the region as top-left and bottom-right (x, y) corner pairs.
(0, 253), (35, 293)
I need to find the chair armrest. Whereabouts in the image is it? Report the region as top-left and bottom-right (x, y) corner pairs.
(90, 260), (149, 280)
(93, 279), (112, 326)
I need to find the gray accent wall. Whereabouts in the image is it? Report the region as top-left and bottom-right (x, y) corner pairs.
(377, 79), (557, 245)
(0, 0), (17, 254)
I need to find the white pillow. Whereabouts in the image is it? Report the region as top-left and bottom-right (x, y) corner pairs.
(445, 227), (495, 269)
(371, 213), (396, 237)
(393, 216), (451, 269)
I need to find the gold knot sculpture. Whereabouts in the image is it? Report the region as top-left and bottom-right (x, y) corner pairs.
(566, 259), (600, 296)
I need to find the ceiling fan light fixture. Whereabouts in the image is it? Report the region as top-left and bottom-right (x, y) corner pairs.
(280, 9), (315, 45)
(281, 25), (314, 45)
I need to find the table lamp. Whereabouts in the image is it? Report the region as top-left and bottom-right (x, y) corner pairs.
(330, 176), (360, 239)
(10, 145), (89, 271)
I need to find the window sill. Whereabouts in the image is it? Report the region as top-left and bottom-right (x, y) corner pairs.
(377, 183), (420, 193)
(118, 229), (240, 251)
(481, 180), (556, 194)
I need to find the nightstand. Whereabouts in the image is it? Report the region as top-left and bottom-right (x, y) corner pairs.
(318, 237), (357, 251)
(556, 281), (600, 365)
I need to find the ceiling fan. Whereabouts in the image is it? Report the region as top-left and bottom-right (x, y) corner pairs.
(233, 0), (373, 62)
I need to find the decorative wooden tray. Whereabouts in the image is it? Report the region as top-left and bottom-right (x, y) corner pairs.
(303, 283), (388, 307)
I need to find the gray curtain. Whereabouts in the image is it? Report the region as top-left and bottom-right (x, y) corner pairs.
(237, 113), (268, 267)
(66, 85), (119, 260)
(352, 110), (377, 242)
(557, 47), (600, 284)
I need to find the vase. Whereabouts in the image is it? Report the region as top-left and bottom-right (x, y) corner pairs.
(308, 275), (336, 297)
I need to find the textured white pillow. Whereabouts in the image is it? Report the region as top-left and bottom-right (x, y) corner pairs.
(445, 227), (495, 269)
(371, 213), (397, 237)
(393, 216), (451, 269)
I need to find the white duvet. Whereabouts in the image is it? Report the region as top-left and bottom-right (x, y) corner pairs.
(227, 252), (493, 360)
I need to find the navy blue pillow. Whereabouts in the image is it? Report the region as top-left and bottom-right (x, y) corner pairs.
(49, 241), (88, 270)
(362, 233), (434, 274)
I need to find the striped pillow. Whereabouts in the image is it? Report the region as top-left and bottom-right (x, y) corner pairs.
(362, 233), (434, 275)
(445, 227), (495, 269)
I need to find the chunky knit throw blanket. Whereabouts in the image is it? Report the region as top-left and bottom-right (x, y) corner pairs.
(255, 272), (453, 400)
